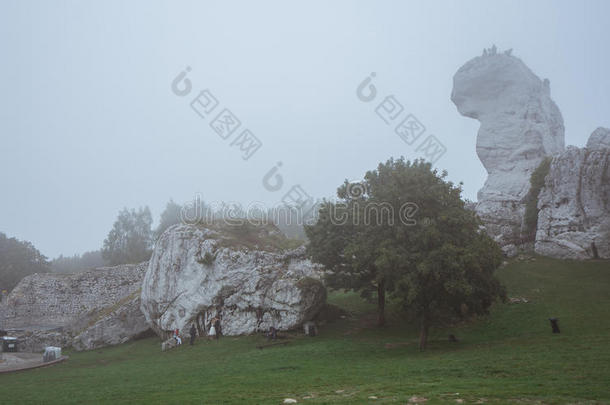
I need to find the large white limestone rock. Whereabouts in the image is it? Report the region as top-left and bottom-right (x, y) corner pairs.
(451, 47), (565, 250)
(535, 129), (610, 259)
(140, 223), (326, 338)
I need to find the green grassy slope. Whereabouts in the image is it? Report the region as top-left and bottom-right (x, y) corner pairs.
(0, 257), (608, 404)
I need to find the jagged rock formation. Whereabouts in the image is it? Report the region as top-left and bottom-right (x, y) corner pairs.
(452, 48), (610, 259)
(535, 128), (610, 259)
(0, 263), (149, 351)
(140, 223), (326, 338)
(587, 127), (610, 150)
(452, 47), (565, 251)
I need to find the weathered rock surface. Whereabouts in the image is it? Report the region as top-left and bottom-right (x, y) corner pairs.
(0, 263), (149, 351)
(586, 127), (610, 150)
(452, 46), (565, 250)
(535, 129), (610, 259)
(71, 293), (151, 351)
(140, 223), (326, 338)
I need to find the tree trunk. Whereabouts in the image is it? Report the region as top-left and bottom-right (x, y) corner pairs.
(419, 317), (429, 351)
(377, 279), (385, 327)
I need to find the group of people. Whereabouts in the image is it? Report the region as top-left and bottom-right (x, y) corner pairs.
(172, 317), (221, 346)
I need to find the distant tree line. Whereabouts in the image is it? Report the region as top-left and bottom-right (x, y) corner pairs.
(98, 199), (313, 267)
(0, 232), (50, 292)
(1, 197), (312, 292)
(160, 198), (313, 241)
(50, 250), (105, 273)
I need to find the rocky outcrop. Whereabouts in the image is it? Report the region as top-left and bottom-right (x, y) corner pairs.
(452, 46), (565, 251)
(0, 263), (150, 351)
(535, 128), (610, 259)
(140, 223), (326, 338)
(71, 292), (151, 351)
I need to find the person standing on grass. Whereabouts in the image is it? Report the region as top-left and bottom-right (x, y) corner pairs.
(208, 319), (217, 341)
(174, 328), (182, 345)
(213, 317), (221, 340)
(189, 324), (197, 345)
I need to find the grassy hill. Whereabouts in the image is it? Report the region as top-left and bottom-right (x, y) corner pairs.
(1, 256), (609, 404)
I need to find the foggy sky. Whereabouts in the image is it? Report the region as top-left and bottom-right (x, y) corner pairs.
(1, 0), (609, 259)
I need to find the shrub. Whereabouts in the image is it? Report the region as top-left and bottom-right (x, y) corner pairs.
(523, 157), (552, 239)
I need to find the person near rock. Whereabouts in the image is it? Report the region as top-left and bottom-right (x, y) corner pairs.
(174, 328), (182, 345)
(189, 324), (197, 345)
(213, 317), (221, 339)
(208, 320), (217, 341)
(267, 326), (277, 341)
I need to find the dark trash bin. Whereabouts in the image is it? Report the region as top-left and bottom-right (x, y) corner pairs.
(549, 318), (560, 334)
(2, 337), (18, 352)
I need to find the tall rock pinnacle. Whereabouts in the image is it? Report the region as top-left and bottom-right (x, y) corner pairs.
(451, 47), (565, 249)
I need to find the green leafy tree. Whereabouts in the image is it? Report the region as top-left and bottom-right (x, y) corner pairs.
(0, 232), (50, 292)
(523, 157), (552, 240)
(306, 158), (505, 349)
(397, 224), (505, 350)
(102, 207), (153, 266)
(155, 199), (183, 239)
(306, 158), (441, 326)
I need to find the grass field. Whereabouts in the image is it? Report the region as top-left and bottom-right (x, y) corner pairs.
(0, 256), (609, 404)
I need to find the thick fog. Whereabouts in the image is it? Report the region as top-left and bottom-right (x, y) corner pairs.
(1, 0), (609, 259)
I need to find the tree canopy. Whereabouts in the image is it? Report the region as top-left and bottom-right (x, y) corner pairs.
(306, 158), (505, 349)
(50, 250), (105, 273)
(102, 207), (153, 266)
(155, 199), (183, 239)
(0, 232), (50, 292)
